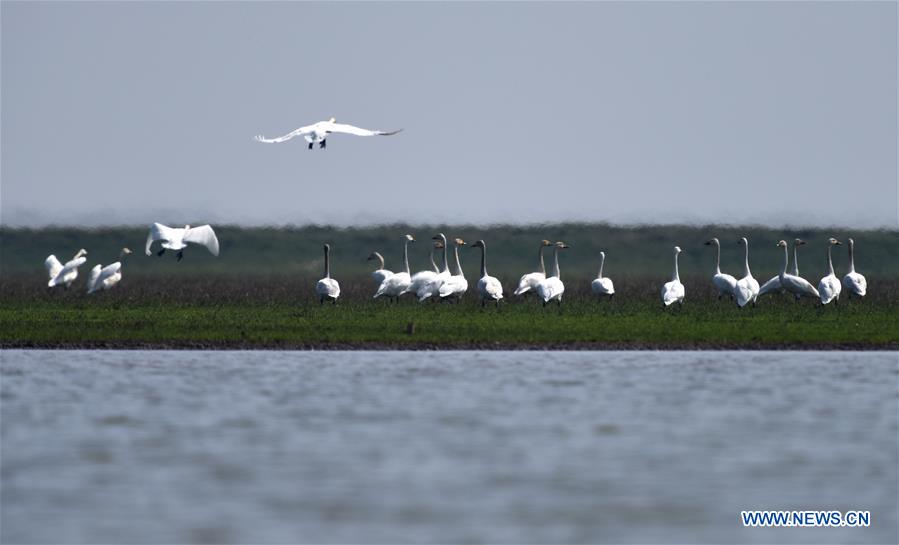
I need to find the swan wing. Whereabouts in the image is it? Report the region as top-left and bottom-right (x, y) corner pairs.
(843, 272), (867, 296)
(327, 122), (402, 137)
(757, 276), (781, 297)
(316, 278), (340, 298)
(97, 262), (122, 284)
(86, 264), (102, 293)
(514, 272), (543, 295)
(183, 225), (220, 256)
(734, 280), (753, 307)
(254, 124), (315, 143)
(45, 255), (63, 279)
(145, 223), (176, 255)
(713, 273), (737, 295)
(480, 276), (504, 300)
(662, 280), (684, 306)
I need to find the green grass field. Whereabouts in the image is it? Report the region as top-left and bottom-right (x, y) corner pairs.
(2, 275), (896, 349)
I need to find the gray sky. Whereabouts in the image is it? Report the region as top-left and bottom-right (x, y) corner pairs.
(2, 1), (896, 228)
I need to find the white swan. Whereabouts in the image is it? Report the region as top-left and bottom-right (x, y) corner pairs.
(661, 246), (685, 306)
(375, 235), (414, 302)
(87, 248), (133, 294)
(315, 243), (340, 304)
(438, 238), (469, 301)
(734, 237), (760, 307)
(409, 240), (443, 300)
(471, 240), (503, 306)
(45, 248), (88, 289)
(145, 223), (220, 261)
(758, 238), (806, 298)
(254, 117), (402, 150)
(590, 251), (615, 300)
(776, 240), (820, 300)
(418, 233), (452, 302)
(817, 238), (843, 305)
(703, 238), (736, 300)
(514, 240), (552, 296)
(842, 238), (867, 298)
(535, 242), (569, 306)
(367, 252), (394, 289)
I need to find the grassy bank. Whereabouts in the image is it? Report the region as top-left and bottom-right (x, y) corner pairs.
(2, 276), (897, 349)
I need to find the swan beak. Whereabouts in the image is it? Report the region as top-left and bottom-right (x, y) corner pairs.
(835, 241), (843, 245)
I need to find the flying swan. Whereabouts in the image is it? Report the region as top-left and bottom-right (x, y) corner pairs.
(45, 248), (88, 289)
(87, 248), (133, 294)
(145, 223), (220, 261)
(254, 117), (402, 149)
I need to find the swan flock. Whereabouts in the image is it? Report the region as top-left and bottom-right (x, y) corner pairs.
(44, 228), (869, 310)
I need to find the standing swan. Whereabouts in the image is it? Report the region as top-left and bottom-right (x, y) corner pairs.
(661, 246), (685, 307)
(817, 238), (843, 305)
(367, 252), (393, 289)
(703, 238), (736, 300)
(86, 248), (133, 294)
(471, 240), (504, 306)
(418, 234), (452, 302)
(45, 248), (88, 289)
(514, 240), (553, 296)
(758, 239), (807, 298)
(535, 242), (569, 306)
(438, 238), (469, 301)
(776, 240), (820, 300)
(590, 251), (615, 300)
(734, 237), (760, 307)
(375, 235), (415, 302)
(409, 240), (443, 300)
(842, 238), (867, 298)
(315, 244), (340, 305)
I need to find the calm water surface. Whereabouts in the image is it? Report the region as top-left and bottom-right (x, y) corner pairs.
(1, 350), (896, 544)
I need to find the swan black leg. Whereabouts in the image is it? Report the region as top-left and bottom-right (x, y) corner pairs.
(308, 142), (313, 150)
(176, 251), (183, 262)
(320, 139), (326, 149)
(157, 249), (165, 257)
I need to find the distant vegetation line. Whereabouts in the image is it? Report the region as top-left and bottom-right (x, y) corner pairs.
(3, 224), (897, 278)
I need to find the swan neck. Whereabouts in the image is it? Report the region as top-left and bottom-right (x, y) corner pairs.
(537, 245), (546, 275)
(780, 244), (789, 278)
(403, 241), (410, 274)
(453, 245), (464, 277)
(324, 246), (331, 279)
(479, 244), (487, 278)
(742, 242), (751, 277)
(791, 243), (799, 276)
(848, 242), (855, 273)
(442, 238), (450, 273)
(672, 252), (680, 282)
(598, 254), (605, 278)
(552, 247), (561, 279)
(429, 247), (438, 273)
(826, 244), (834, 276)
(376, 253), (384, 270)
(714, 242), (721, 274)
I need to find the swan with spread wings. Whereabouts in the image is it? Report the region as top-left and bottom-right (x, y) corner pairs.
(254, 117), (402, 149)
(145, 223), (220, 261)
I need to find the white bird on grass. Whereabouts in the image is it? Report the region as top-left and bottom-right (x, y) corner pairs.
(86, 248), (133, 294)
(514, 240), (553, 296)
(254, 117), (402, 150)
(367, 252), (393, 289)
(758, 238), (807, 299)
(145, 223), (220, 261)
(776, 240), (820, 300)
(590, 251), (615, 301)
(438, 238), (468, 302)
(471, 240), (503, 306)
(375, 235), (415, 302)
(661, 246), (685, 307)
(842, 238), (867, 298)
(45, 249), (88, 289)
(535, 242), (569, 307)
(817, 238), (843, 305)
(703, 238), (736, 300)
(315, 243), (340, 305)
(734, 237), (760, 308)
(409, 240), (443, 301)
(418, 233), (452, 302)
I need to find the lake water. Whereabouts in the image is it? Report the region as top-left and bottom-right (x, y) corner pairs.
(1, 350), (896, 544)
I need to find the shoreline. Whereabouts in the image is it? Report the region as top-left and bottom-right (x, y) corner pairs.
(3, 341), (897, 351)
